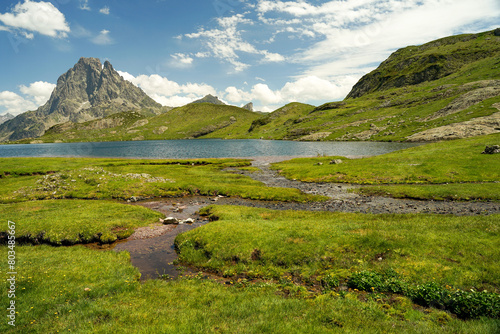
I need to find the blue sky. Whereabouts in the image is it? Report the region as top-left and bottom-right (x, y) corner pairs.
(0, 0), (499, 115)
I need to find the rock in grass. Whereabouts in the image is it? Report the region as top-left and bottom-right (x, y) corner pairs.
(482, 145), (500, 154)
(329, 159), (343, 164)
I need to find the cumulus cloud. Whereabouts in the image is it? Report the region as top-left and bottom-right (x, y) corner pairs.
(117, 68), (349, 111)
(185, 13), (286, 72)
(223, 75), (349, 107)
(0, 80), (55, 115)
(19, 81), (56, 106)
(117, 72), (217, 107)
(0, 0), (70, 38)
(252, 0), (500, 98)
(99, 6), (110, 15)
(0, 91), (36, 115)
(92, 29), (114, 45)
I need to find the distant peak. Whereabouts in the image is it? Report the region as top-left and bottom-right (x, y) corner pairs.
(243, 102), (253, 111)
(190, 94), (226, 105)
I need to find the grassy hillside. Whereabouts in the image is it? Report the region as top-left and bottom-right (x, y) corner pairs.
(27, 103), (261, 143)
(239, 30), (500, 142)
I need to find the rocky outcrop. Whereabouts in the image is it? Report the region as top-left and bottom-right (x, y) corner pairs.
(482, 145), (500, 154)
(299, 132), (332, 141)
(407, 112), (500, 142)
(424, 80), (500, 121)
(243, 102), (254, 111)
(0, 57), (161, 141)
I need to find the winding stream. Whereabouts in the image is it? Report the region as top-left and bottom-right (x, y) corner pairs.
(113, 156), (499, 281)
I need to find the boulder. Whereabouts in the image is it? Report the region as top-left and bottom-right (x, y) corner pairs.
(329, 159), (343, 165)
(162, 217), (179, 225)
(482, 145), (500, 154)
(181, 218), (195, 224)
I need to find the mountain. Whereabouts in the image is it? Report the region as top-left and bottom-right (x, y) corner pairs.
(0, 113), (14, 125)
(190, 94), (226, 105)
(0, 57), (161, 142)
(231, 29), (500, 141)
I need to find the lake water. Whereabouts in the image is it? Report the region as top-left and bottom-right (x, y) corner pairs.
(0, 139), (421, 159)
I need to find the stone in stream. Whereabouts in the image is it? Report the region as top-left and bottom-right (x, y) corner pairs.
(180, 218), (195, 225)
(162, 217), (179, 225)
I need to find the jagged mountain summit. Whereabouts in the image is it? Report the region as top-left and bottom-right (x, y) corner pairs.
(190, 94), (226, 105)
(0, 57), (161, 141)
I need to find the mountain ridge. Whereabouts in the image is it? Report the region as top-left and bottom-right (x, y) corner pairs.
(0, 57), (161, 142)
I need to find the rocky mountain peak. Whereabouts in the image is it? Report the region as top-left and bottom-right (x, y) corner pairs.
(243, 102), (254, 111)
(0, 57), (161, 141)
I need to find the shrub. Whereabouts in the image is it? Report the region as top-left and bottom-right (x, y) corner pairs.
(347, 271), (500, 319)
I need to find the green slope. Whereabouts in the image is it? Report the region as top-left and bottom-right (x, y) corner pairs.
(29, 103), (261, 143)
(234, 29), (500, 142)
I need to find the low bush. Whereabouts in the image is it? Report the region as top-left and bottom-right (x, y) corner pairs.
(348, 270), (500, 319)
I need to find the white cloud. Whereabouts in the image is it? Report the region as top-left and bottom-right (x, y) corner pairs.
(225, 86), (251, 103)
(119, 71), (344, 111)
(296, 0), (500, 81)
(223, 75), (347, 107)
(0, 91), (36, 115)
(117, 72), (217, 107)
(170, 53), (194, 68)
(92, 29), (114, 45)
(19, 81), (56, 106)
(0, 80), (55, 115)
(0, 0), (70, 38)
(195, 52), (210, 58)
(185, 13), (286, 72)
(262, 51), (286, 63)
(79, 0), (90, 11)
(251, 83), (282, 105)
(250, 0), (500, 99)
(99, 6), (110, 15)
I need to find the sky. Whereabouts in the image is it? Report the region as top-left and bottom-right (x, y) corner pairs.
(0, 0), (499, 115)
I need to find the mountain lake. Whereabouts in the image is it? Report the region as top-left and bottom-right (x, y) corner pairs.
(0, 139), (421, 159)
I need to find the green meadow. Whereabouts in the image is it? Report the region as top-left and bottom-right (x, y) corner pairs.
(1, 136), (499, 332)
(0, 157), (324, 203)
(272, 133), (500, 201)
(0, 206), (499, 333)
